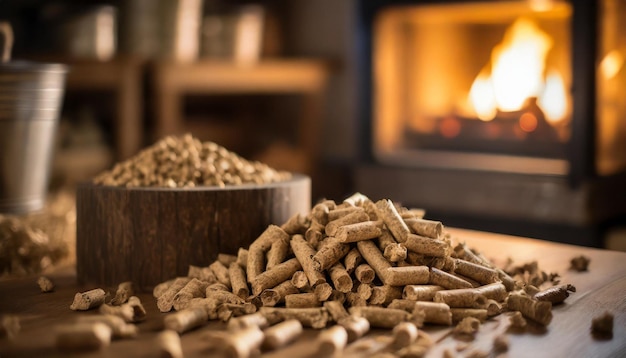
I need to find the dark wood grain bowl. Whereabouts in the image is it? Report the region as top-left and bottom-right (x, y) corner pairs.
(76, 174), (311, 291)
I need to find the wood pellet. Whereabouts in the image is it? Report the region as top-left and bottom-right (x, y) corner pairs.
(93, 134), (291, 188)
(149, 193), (581, 356)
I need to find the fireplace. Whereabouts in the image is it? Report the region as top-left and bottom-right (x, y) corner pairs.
(354, 0), (626, 247)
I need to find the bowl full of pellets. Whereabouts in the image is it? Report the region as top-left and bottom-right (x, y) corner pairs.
(76, 134), (310, 291)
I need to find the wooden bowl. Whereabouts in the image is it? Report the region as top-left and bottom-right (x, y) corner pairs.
(76, 174), (310, 291)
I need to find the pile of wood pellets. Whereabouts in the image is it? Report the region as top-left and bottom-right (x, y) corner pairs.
(92, 134), (292, 188)
(57, 193), (591, 357)
(0, 190), (75, 277)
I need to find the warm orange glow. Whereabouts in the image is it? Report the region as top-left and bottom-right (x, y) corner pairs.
(538, 69), (568, 124)
(491, 18), (552, 111)
(600, 50), (624, 80)
(439, 117), (461, 138)
(468, 68), (497, 121)
(519, 112), (538, 132)
(469, 18), (560, 119)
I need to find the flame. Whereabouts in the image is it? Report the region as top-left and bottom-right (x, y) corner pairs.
(538, 70), (568, 124)
(468, 68), (497, 121)
(491, 18), (552, 111)
(469, 17), (569, 124)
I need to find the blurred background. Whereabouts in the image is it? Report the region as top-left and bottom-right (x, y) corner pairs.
(1, 0), (625, 277)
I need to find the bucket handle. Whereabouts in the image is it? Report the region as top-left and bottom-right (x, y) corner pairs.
(0, 22), (13, 63)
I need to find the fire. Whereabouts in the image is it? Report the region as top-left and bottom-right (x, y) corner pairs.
(538, 70), (568, 124)
(469, 68), (497, 121)
(468, 17), (568, 126)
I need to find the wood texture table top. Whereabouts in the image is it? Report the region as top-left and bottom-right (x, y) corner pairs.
(1, 228), (625, 357)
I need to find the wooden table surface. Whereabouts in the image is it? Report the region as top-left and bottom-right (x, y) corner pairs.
(1, 228), (625, 357)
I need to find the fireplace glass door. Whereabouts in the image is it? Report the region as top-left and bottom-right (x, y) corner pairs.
(373, 1), (573, 174)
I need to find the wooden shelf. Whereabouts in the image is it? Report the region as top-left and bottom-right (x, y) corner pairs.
(46, 56), (146, 161)
(152, 59), (330, 174)
(27, 56), (330, 174)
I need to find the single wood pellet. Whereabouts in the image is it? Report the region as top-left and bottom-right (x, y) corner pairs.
(251, 257), (302, 296)
(209, 260), (231, 289)
(403, 234), (448, 258)
(374, 199), (410, 243)
(99, 303), (134, 322)
(429, 268), (473, 290)
(357, 283), (373, 300)
(290, 235), (326, 287)
(433, 289), (488, 308)
(77, 315), (137, 338)
(260, 280), (299, 307)
(507, 293), (552, 326)
(262, 319), (303, 350)
(37, 276), (54, 293)
(329, 262), (353, 293)
(335, 221), (382, 243)
(314, 282), (334, 301)
(349, 306), (417, 329)
(325, 210), (369, 237)
(369, 285), (403, 306)
(315, 325), (348, 356)
(392, 322), (419, 349)
(173, 278), (210, 311)
(70, 288), (107, 311)
(323, 300), (350, 322)
(312, 239), (352, 272)
(247, 225), (290, 284)
(229, 262), (250, 299)
(227, 312), (269, 331)
(338, 315), (370, 342)
(403, 285), (444, 301)
(474, 282), (508, 301)
(206, 326), (264, 358)
(259, 307), (329, 329)
(534, 285), (571, 304)
(453, 259), (499, 285)
(55, 322), (112, 351)
(356, 240), (391, 280)
(414, 301), (453, 326)
(344, 248), (363, 274)
(156, 330), (183, 358)
(110, 281), (133, 305)
(404, 218), (443, 239)
(383, 266), (430, 286)
(266, 236), (290, 270)
(157, 277), (191, 312)
(285, 292), (320, 308)
(354, 263), (376, 284)
(164, 307), (209, 334)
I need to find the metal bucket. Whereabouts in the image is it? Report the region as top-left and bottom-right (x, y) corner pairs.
(0, 61), (68, 214)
